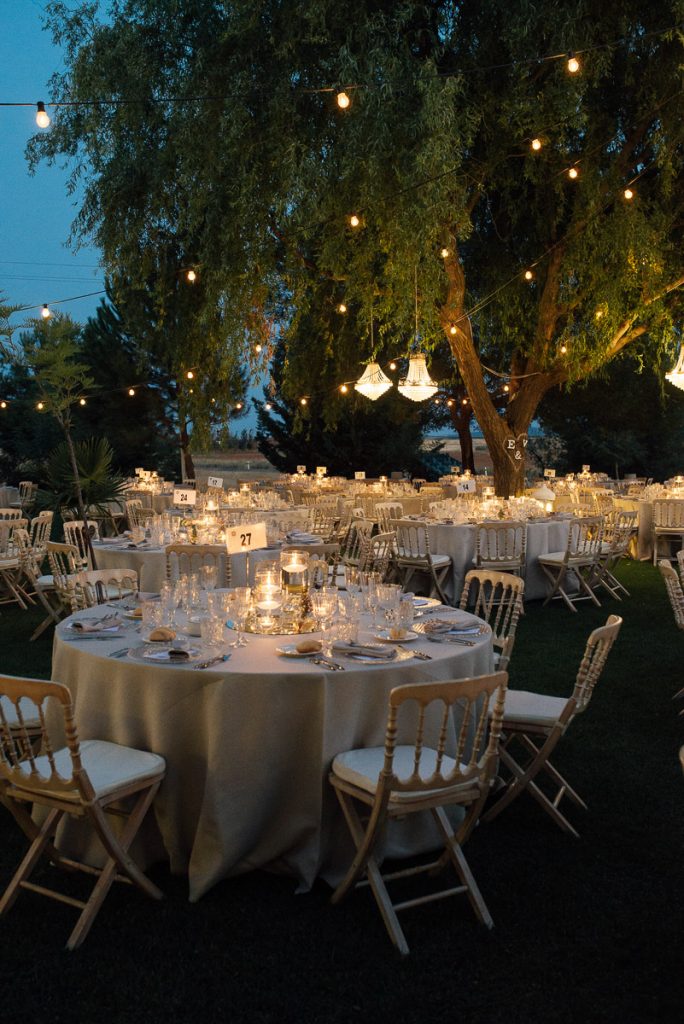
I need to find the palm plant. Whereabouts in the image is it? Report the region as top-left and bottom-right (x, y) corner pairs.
(39, 436), (126, 522)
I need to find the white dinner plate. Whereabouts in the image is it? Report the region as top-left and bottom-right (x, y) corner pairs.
(374, 629), (419, 643)
(275, 644), (323, 658)
(333, 647), (415, 665)
(412, 597), (442, 609)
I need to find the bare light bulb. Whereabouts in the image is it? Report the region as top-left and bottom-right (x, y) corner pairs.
(186, 269), (196, 283)
(79, 398), (86, 406)
(340, 384), (349, 394)
(128, 388), (136, 396)
(265, 402), (272, 411)
(503, 384), (510, 393)
(255, 343), (263, 353)
(338, 303), (347, 313)
(41, 304), (51, 319)
(567, 53), (580, 74)
(449, 325), (457, 335)
(531, 138), (542, 151)
(300, 397), (308, 406)
(560, 344), (568, 355)
(186, 370), (194, 379)
(389, 361), (397, 371)
(568, 166), (579, 179)
(524, 270), (534, 281)
(440, 247), (450, 258)
(462, 398), (468, 406)
(349, 214), (360, 228)
(336, 91), (350, 109)
(624, 188), (634, 200)
(36, 101), (50, 128)
(0, 401), (6, 409)
(37, 401), (45, 410)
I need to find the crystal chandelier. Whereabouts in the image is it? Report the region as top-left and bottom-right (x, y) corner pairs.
(665, 348), (684, 392)
(398, 268), (438, 401)
(354, 361), (392, 400)
(397, 353), (439, 401)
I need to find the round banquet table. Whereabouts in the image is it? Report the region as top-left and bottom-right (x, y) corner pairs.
(425, 516), (573, 603)
(51, 603), (494, 901)
(124, 490), (175, 514)
(91, 540), (284, 591)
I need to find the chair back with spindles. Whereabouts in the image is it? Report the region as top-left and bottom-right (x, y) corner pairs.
(569, 614), (623, 716)
(459, 569), (525, 670)
(0, 509), (23, 522)
(63, 521), (100, 568)
(658, 559), (684, 631)
(72, 568), (139, 609)
(165, 543), (231, 587)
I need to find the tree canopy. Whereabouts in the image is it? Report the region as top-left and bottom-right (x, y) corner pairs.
(32, 0), (684, 490)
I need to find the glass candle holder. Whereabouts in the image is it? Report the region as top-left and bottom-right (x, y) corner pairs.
(280, 550), (310, 593)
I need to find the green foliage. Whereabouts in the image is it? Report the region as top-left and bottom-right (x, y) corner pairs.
(538, 350), (684, 478)
(39, 436), (126, 518)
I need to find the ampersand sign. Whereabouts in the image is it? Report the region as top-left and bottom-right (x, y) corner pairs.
(502, 435), (529, 464)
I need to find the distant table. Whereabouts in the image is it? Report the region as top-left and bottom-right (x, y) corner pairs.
(52, 604), (494, 900)
(0, 486), (20, 508)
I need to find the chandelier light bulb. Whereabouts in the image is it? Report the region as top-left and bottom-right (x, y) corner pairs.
(354, 362), (392, 401)
(36, 101), (50, 128)
(41, 304), (51, 319)
(235, 402), (243, 410)
(336, 91), (350, 109)
(503, 384), (510, 393)
(567, 53), (580, 74)
(624, 188), (634, 200)
(349, 214), (360, 228)
(397, 353), (438, 402)
(531, 138), (542, 151)
(447, 399), (454, 407)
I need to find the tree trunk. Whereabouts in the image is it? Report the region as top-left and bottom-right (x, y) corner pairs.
(64, 425), (97, 569)
(488, 442), (527, 497)
(179, 417), (195, 482)
(449, 406), (475, 473)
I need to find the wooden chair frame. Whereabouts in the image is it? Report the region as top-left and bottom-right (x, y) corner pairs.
(652, 499), (684, 565)
(539, 515), (604, 612)
(0, 674), (165, 950)
(392, 519), (452, 605)
(459, 569), (525, 672)
(474, 520), (526, 577)
(482, 615), (622, 836)
(72, 568), (139, 609)
(590, 510), (636, 600)
(165, 543), (231, 587)
(330, 671), (508, 955)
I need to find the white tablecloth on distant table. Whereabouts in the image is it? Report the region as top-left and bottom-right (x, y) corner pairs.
(0, 486), (20, 507)
(425, 517), (573, 603)
(51, 606), (494, 900)
(92, 541), (285, 591)
(614, 497), (651, 560)
(124, 490), (175, 515)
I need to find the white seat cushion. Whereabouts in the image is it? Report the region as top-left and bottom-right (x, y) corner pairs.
(500, 689), (569, 728)
(13, 739), (165, 800)
(0, 695), (40, 729)
(332, 745), (472, 800)
(396, 552), (451, 568)
(36, 574), (55, 587)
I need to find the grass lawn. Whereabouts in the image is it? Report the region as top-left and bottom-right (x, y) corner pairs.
(0, 559), (682, 1024)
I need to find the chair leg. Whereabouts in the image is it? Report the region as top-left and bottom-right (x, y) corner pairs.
(0, 807), (64, 917)
(432, 807), (493, 929)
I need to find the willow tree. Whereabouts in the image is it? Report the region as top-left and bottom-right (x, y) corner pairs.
(32, 1), (683, 493)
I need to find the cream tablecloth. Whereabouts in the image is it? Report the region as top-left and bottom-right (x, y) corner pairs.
(51, 606), (494, 900)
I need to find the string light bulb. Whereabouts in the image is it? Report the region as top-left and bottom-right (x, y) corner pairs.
(446, 399), (454, 407)
(36, 101), (50, 128)
(255, 343), (263, 353)
(349, 214), (360, 228)
(568, 166), (579, 179)
(338, 303), (347, 313)
(300, 397), (308, 406)
(186, 371), (194, 379)
(389, 361), (397, 371)
(186, 269), (196, 283)
(624, 188), (634, 200)
(440, 247), (450, 258)
(531, 137), (542, 151)
(503, 384), (510, 393)
(79, 398), (86, 406)
(235, 402), (243, 410)
(567, 53), (580, 74)
(37, 401), (44, 411)
(0, 401), (6, 409)
(461, 398), (468, 406)
(41, 304), (50, 319)
(524, 269), (534, 281)
(128, 388), (136, 396)
(336, 91), (350, 109)
(340, 384), (349, 394)
(265, 402), (272, 411)
(449, 325), (457, 335)
(560, 344), (568, 354)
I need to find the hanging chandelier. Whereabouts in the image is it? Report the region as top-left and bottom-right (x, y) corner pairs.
(397, 353), (439, 402)
(665, 348), (684, 392)
(354, 361), (392, 400)
(397, 268), (438, 401)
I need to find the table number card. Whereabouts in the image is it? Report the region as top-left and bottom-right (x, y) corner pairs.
(582, 464), (591, 473)
(173, 488), (197, 506)
(207, 476), (224, 489)
(225, 522), (267, 554)
(543, 468), (556, 479)
(456, 478), (477, 493)
(354, 471), (366, 480)
(296, 465), (307, 475)
(316, 466), (327, 477)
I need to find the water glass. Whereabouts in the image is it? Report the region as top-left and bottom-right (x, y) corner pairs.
(200, 615), (225, 651)
(141, 601), (163, 633)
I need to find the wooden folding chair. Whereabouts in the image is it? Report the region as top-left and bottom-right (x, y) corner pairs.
(72, 568), (139, 609)
(474, 520), (526, 578)
(165, 543), (231, 587)
(459, 569), (525, 671)
(329, 671), (508, 955)
(0, 674), (166, 950)
(392, 519), (452, 604)
(482, 615), (622, 836)
(538, 515), (604, 611)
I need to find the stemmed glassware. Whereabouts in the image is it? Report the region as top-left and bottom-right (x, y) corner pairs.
(229, 587), (252, 648)
(310, 587), (339, 654)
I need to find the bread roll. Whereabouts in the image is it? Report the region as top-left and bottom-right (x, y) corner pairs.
(149, 626), (177, 642)
(131, 607), (143, 619)
(296, 639), (322, 654)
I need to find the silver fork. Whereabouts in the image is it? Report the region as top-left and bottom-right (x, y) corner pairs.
(312, 656), (345, 671)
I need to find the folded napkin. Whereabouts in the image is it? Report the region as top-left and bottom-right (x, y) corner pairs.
(285, 532), (318, 544)
(422, 618), (479, 635)
(145, 647), (190, 661)
(72, 616), (123, 633)
(332, 641), (397, 659)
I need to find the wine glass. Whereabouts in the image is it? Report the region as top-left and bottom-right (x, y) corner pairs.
(229, 587), (252, 648)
